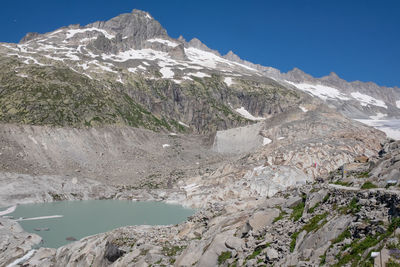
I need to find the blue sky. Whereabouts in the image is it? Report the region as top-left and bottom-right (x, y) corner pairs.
(1, 0), (399, 87)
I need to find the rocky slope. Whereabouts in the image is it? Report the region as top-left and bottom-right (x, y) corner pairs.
(0, 9), (316, 134)
(1, 9), (399, 133)
(3, 140), (400, 267)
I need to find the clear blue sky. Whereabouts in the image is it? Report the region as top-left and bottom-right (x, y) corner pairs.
(1, 0), (399, 87)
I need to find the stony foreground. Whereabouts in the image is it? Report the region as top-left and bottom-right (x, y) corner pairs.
(1, 138), (400, 266)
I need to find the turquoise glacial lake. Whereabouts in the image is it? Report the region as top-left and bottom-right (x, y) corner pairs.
(5, 200), (195, 248)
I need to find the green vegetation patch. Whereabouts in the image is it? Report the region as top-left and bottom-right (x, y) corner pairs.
(290, 231), (300, 252)
(361, 181), (378, 189)
(308, 202), (320, 214)
(339, 197), (361, 215)
(333, 217), (400, 266)
(273, 206), (288, 223)
(356, 171), (370, 178)
(332, 181), (351, 186)
(291, 202), (305, 221)
(162, 245), (186, 257)
(322, 193), (331, 203)
(218, 251), (232, 265)
(332, 229), (351, 245)
(302, 213), (328, 233)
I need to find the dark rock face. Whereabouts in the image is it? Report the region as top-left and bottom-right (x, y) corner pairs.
(104, 241), (126, 262)
(88, 9), (167, 49)
(91, 34), (113, 53)
(19, 32), (40, 43)
(168, 43), (188, 60)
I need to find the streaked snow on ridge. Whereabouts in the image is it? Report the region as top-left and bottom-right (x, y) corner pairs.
(235, 107), (265, 121)
(287, 81), (389, 110)
(147, 38), (179, 47)
(396, 101), (400, 109)
(65, 27), (115, 39)
(189, 72), (210, 78)
(350, 92), (387, 109)
(286, 81), (349, 101)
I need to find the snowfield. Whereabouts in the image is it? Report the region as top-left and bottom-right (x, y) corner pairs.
(147, 38), (179, 48)
(286, 81), (349, 101)
(350, 92), (387, 108)
(235, 107), (265, 121)
(355, 119), (400, 140)
(65, 27), (115, 39)
(160, 67), (174, 78)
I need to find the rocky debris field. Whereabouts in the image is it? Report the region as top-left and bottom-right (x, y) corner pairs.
(0, 104), (392, 267)
(2, 141), (400, 266)
(0, 124), (225, 187)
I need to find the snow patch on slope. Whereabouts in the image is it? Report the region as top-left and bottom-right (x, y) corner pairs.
(263, 137), (272, 145)
(299, 106), (308, 112)
(178, 121), (190, 128)
(286, 81), (349, 101)
(147, 38), (179, 48)
(160, 67), (174, 78)
(189, 72), (210, 78)
(224, 77), (234, 86)
(235, 107), (265, 121)
(350, 92), (387, 109)
(66, 27), (115, 39)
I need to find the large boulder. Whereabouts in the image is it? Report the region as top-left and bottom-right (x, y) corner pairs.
(104, 241), (126, 262)
(248, 209), (280, 232)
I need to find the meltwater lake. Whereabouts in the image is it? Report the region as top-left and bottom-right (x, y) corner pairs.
(5, 200), (195, 248)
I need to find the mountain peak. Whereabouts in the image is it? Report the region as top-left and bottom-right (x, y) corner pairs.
(131, 9), (152, 17)
(87, 10), (167, 49)
(224, 50), (241, 62)
(285, 67), (313, 82)
(188, 38), (220, 56)
(329, 71), (339, 78)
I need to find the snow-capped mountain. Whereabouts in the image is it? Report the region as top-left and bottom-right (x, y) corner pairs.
(0, 9), (399, 130)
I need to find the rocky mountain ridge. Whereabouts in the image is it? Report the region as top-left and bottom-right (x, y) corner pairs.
(0, 9), (398, 132)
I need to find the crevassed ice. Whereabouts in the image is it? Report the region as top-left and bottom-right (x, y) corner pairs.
(350, 92), (387, 109)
